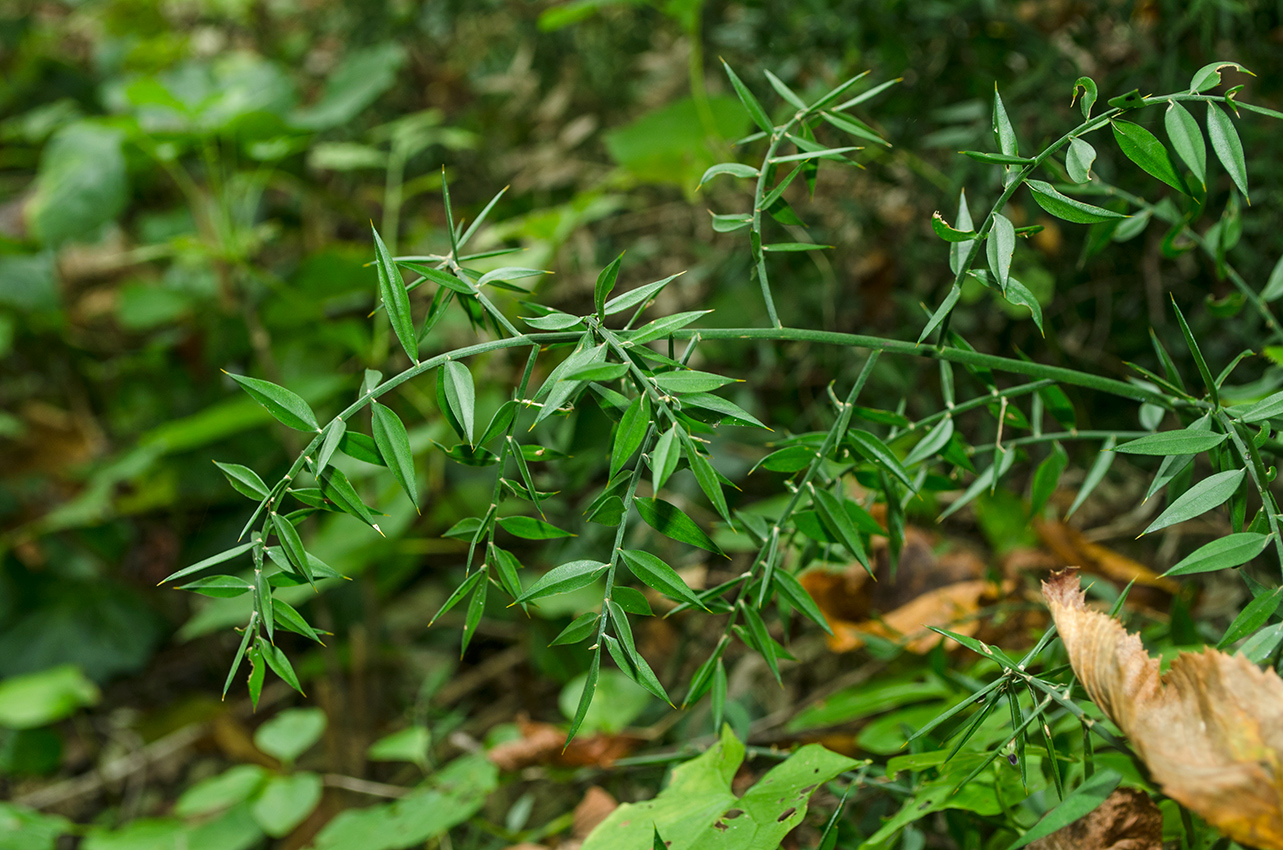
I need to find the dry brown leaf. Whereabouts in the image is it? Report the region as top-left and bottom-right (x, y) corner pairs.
(1027, 787), (1161, 850)
(1043, 569), (1283, 849)
(572, 787), (617, 838)
(487, 719), (641, 772)
(1036, 520), (1177, 593)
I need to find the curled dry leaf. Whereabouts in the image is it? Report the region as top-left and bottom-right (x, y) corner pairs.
(1027, 787), (1161, 850)
(1035, 520), (1177, 593)
(487, 718), (641, 772)
(829, 579), (1010, 654)
(1043, 569), (1283, 849)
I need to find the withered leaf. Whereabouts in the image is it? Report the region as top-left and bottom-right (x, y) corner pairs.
(1028, 787), (1161, 850)
(1043, 569), (1283, 849)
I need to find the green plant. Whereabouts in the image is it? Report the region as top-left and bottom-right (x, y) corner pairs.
(147, 56), (1283, 848)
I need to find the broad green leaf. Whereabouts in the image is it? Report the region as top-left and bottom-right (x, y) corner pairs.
(1065, 137), (1096, 183)
(1029, 441), (1067, 518)
(604, 273), (682, 316)
(1207, 102), (1249, 201)
(515, 560), (609, 604)
(930, 212), (976, 242)
(1189, 61), (1254, 93)
(0, 665), (100, 729)
(1072, 76), (1097, 119)
(340, 431), (384, 465)
(1217, 586), (1283, 649)
(1165, 101), (1206, 189)
(1262, 255), (1283, 302)
(371, 402), (419, 512)
(1026, 180), (1127, 224)
(175, 764), (267, 817)
(619, 549), (706, 609)
(697, 162), (760, 187)
(1008, 770), (1121, 849)
(443, 361), (476, 445)
(552, 612), (600, 647)
(722, 61), (773, 134)
(652, 425), (681, 493)
(226, 373), (319, 432)
(478, 400), (518, 445)
(594, 253), (624, 322)
(1240, 390), (1283, 423)
(372, 226), (418, 364)
(1143, 468), (1245, 535)
(754, 444), (815, 474)
(653, 370), (738, 394)
(28, 122), (128, 248)
(634, 497), (726, 556)
(904, 417), (954, 466)
(986, 213), (1015, 292)
(1067, 436), (1116, 518)
(612, 394), (650, 478)
(1165, 532), (1271, 576)
(251, 772), (322, 838)
(214, 462), (269, 500)
(1112, 120), (1186, 193)
(162, 541), (256, 584)
(497, 515), (574, 539)
(1114, 429), (1228, 455)
(273, 598), (323, 643)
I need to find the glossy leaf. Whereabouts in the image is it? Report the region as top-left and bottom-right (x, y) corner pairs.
(1189, 61), (1254, 93)
(682, 392), (767, 429)
(215, 462), (269, 500)
(1005, 279), (1044, 335)
(497, 515), (574, 539)
(272, 513), (313, 585)
(162, 541), (257, 585)
(1207, 103), (1249, 201)
(634, 497), (726, 556)
(1217, 586), (1283, 649)
(604, 273), (682, 316)
(262, 642), (303, 695)
(1143, 468), (1245, 535)
(812, 488), (870, 573)
(565, 649), (600, 745)
(371, 402), (419, 511)
(552, 612), (600, 646)
(774, 569), (831, 634)
(1165, 532), (1271, 576)
(372, 226), (418, 364)
(314, 419), (346, 476)
(1112, 120), (1186, 193)
(1072, 76), (1097, 119)
(226, 373), (319, 432)
(686, 448), (732, 525)
(612, 395), (650, 478)
(515, 560), (609, 604)
(651, 425), (680, 493)
(1027, 180), (1127, 224)
(593, 253), (624, 322)
(846, 429), (915, 490)
(653, 370), (738, 394)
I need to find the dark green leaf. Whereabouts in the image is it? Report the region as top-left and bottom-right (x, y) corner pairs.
(272, 513), (313, 585)
(1143, 468), (1245, 535)
(215, 462), (269, 500)
(273, 599), (323, 643)
(619, 549), (706, 609)
(320, 468), (381, 531)
(1026, 180), (1127, 224)
(961, 151), (1033, 165)
(371, 402), (419, 512)
(179, 576), (254, 598)
(604, 273), (682, 316)
(551, 612), (600, 646)
(624, 310), (711, 345)
(262, 642), (303, 695)
(1029, 441), (1068, 518)
(1072, 76), (1097, 119)
(812, 488), (870, 574)
(652, 425), (681, 493)
(930, 212), (976, 243)
(992, 85), (1019, 158)
(1240, 390), (1283, 423)
(775, 569), (831, 634)
(1171, 297), (1218, 405)
(1217, 587), (1282, 649)
(987, 213), (1015, 292)
(315, 420), (346, 477)
(740, 603), (780, 683)
(248, 645), (265, 709)
(613, 586), (652, 616)
(339, 431), (384, 466)
(226, 373), (319, 433)
(460, 578), (486, 657)
(162, 541), (257, 585)
(634, 497), (726, 556)
(478, 400), (518, 446)
(612, 394), (650, 478)
(681, 393), (767, 429)
(565, 649), (600, 745)
(1112, 120), (1186, 193)
(429, 569), (486, 626)
(904, 417), (954, 466)
(1189, 61), (1254, 93)
(515, 560), (609, 604)
(917, 285), (962, 344)
(1067, 436), (1116, 518)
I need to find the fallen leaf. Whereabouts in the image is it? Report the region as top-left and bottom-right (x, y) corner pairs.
(1043, 569), (1283, 849)
(1036, 520), (1177, 593)
(487, 718), (641, 772)
(573, 787), (618, 838)
(1027, 787), (1161, 850)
